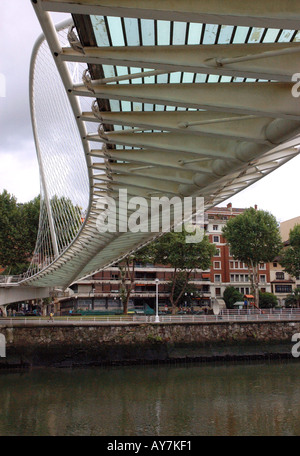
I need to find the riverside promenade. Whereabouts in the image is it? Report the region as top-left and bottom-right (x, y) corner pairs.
(1, 308), (300, 326)
(0, 310), (299, 368)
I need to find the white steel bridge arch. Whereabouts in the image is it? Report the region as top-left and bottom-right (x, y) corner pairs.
(2, 0), (300, 296)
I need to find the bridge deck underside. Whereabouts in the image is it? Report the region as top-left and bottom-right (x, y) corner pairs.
(22, 0), (300, 289)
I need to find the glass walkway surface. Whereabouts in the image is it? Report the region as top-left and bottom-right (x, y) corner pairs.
(13, 0), (300, 288)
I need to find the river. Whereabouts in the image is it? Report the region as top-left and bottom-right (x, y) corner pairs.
(1, 361), (300, 436)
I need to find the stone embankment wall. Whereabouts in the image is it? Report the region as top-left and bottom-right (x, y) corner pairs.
(0, 320), (299, 368)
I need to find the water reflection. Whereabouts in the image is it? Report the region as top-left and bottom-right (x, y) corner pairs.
(0, 361), (300, 436)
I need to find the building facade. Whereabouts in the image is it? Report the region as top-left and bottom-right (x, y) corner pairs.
(58, 203), (271, 314)
(206, 203), (271, 301)
(268, 217), (300, 306)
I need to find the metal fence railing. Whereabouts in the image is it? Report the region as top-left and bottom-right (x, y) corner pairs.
(1, 311), (300, 326)
(0, 275), (26, 284)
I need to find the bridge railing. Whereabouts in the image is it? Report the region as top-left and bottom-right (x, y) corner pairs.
(0, 275), (27, 285)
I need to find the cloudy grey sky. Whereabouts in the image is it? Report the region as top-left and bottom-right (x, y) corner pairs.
(0, 0), (299, 223)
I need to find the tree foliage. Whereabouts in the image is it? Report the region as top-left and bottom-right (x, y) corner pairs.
(280, 225), (300, 279)
(148, 229), (216, 313)
(117, 243), (153, 314)
(0, 190), (40, 274)
(284, 287), (300, 308)
(222, 207), (282, 306)
(223, 286), (243, 309)
(49, 195), (82, 252)
(0, 190), (85, 275)
(167, 272), (200, 307)
(259, 291), (278, 308)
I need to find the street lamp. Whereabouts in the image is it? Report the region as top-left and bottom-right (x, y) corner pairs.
(184, 292), (194, 311)
(89, 285), (95, 310)
(155, 278), (159, 322)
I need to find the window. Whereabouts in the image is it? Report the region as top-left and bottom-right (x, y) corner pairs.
(259, 263), (266, 270)
(214, 274), (221, 282)
(230, 274), (248, 283)
(94, 299), (107, 309)
(273, 262), (278, 268)
(215, 288), (221, 296)
(229, 261), (234, 269)
(260, 275), (266, 283)
(275, 285), (292, 293)
(111, 273), (119, 280)
(214, 261), (221, 269)
(213, 235), (219, 243)
(213, 225), (218, 231)
(276, 272), (284, 280)
(214, 248), (220, 257)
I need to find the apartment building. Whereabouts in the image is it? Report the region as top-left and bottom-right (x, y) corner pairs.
(206, 203), (270, 300)
(58, 203), (271, 314)
(268, 216), (300, 306)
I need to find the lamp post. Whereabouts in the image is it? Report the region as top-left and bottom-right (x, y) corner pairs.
(89, 285), (95, 310)
(155, 278), (159, 322)
(184, 292), (194, 312)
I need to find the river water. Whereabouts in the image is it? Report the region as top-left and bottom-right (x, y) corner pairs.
(1, 361), (300, 436)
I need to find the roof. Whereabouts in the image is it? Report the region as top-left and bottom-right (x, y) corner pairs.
(271, 280), (295, 284)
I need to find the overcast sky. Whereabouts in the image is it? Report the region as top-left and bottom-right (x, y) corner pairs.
(0, 0), (299, 223)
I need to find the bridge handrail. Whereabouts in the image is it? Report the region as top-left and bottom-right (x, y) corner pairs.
(0, 275), (27, 284)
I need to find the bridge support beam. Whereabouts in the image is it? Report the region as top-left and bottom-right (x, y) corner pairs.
(0, 287), (51, 307)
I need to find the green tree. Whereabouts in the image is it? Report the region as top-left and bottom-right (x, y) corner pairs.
(49, 195), (82, 252)
(222, 207), (282, 307)
(284, 287), (300, 308)
(167, 272), (200, 308)
(149, 229), (216, 314)
(259, 291), (278, 308)
(280, 225), (300, 279)
(21, 195), (40, 259)
(223, 286), (243, 309)
(0, 191), (40, 274)
(0, 191), (83, 276)
(118, 244), (153, 314)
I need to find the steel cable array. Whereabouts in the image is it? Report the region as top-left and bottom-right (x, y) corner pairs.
(26, 21), (90, 278)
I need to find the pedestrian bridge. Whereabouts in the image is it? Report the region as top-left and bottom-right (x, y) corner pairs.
(1, 0), (300, 305)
